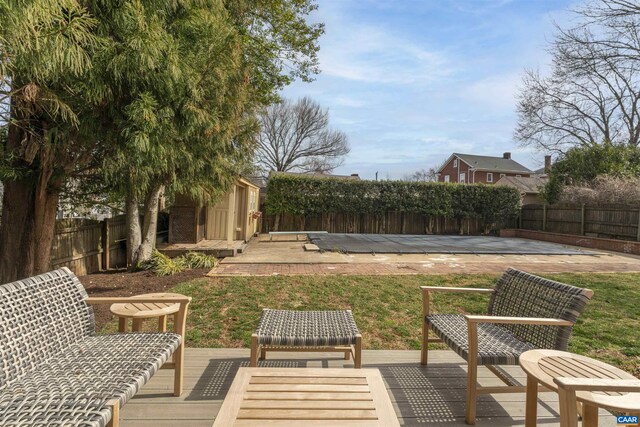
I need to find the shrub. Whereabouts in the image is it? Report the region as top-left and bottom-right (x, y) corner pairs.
(542, 143), (640, 203)
(139, 250), (218, 275)
(176, 251), (218, 269)
(139, 250), (184, 276)
(265, 175), (521, 229)
(559, 175), (640, 206)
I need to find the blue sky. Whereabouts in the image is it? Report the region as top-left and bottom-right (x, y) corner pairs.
(282, 0), (578, 179)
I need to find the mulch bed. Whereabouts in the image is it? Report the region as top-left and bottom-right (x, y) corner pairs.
(78, 268), (209, 330)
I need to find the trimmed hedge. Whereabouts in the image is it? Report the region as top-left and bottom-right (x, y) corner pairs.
(265, 174), (521, 227)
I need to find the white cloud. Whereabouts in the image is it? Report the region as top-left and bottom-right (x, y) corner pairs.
(448, 0), (516, 14)
(318, 21), (454, 85)
(460, 72), (522, 112)
(332, 96), (366, 108)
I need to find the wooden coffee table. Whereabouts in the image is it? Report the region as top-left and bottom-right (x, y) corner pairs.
(110, 292), (183, 332)
(212, 368), (400, 426)
(520, 349), (640, 427)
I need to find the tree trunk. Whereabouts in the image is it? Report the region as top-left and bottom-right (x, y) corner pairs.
(425, 216), (434, 234)
(0, 124), (61, 283)
(0, 178), (36, 283)
(136, 184), (164, 265)
(33, 145), (61, 274)
(126, 193), (141, 270)
(126, 184), (164, 269)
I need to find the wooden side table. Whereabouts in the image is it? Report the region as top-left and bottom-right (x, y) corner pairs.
(110, 292), (182, 332)
(520, 349), (640, 427)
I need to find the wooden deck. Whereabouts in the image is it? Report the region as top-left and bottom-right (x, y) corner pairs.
(157, 240), (247, 258)
(120, 349), (617, 426)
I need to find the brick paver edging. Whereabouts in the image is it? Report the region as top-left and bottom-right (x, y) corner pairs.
(501, 229), (640, 256)
(208, 262), (640, 277)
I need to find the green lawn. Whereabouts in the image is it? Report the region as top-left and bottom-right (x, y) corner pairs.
(104, 272), (640, 375)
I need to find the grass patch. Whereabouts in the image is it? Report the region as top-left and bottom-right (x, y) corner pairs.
(102, 272), (640, 375)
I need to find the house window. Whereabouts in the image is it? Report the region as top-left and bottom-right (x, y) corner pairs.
(459, 172), (466, 183)
(453, 159), (458, 167)
(444, 175), (450, 182)
(500, 173), (506, 178)
(487, 173), (493, 183)
(516, 174), (521, 177)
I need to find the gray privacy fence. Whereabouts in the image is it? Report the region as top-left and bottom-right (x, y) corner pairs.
(51, 213), (169, 275)
(520, 204), (640, 241)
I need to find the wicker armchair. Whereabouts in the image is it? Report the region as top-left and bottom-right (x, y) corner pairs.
(0, 268), (191, 427)
(421, 268), (593, 425)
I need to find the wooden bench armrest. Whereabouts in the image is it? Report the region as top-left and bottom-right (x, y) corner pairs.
(85, 296), (192, 305)
(554, 377), (640, 392)
(464, 315), (574, 326)
(420, 286), (494, 293)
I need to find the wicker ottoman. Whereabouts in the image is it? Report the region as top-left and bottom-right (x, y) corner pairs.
(250, 309), (363, 368)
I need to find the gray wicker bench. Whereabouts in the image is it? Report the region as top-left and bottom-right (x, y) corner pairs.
(0, 267), (191, 427)
(251, 309), (362, 368)
(421, 268), (594, 425)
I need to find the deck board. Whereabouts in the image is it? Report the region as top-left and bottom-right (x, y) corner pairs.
(121, 349), (618, 426)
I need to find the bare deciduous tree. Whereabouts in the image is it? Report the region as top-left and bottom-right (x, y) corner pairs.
(403, 168), (438, 182)
(255, 97), (350, 176)
(515, 0), (640, 152)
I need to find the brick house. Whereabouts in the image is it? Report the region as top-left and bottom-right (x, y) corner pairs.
(436, 152), (532, 184)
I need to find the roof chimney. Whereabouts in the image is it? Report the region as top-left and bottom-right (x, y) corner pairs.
(503, 152), (511, 160)
(544, 155), (552, 173)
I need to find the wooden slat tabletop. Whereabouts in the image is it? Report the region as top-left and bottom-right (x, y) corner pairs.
(110, 292), (182, 318)
(520, 349), (640, 412)
(212, 368), (400, 427)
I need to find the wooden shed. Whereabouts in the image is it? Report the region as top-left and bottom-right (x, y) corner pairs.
(168, 178), (260, 251)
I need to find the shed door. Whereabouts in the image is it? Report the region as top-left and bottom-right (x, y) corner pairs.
(206, 198), (229, 240)
(234, 186), (246, 240)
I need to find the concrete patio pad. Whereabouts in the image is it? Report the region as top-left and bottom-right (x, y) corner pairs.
(208, 237), (640, 276)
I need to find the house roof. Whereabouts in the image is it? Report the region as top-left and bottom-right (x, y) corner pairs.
(532, 166), (551, 176)
(438, 153), (532, 174)
(495, 175), (548, 194)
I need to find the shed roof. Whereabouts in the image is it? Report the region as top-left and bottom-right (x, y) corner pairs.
(495, 175), (547, 194)
(439, 153), (532, 174)
(237, 177), (260, 189)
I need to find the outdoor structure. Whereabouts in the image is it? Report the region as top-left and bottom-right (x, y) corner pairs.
(495, 175), (548, 205)
(168, 178), (260, 248)
(437, 152), (532, 184)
